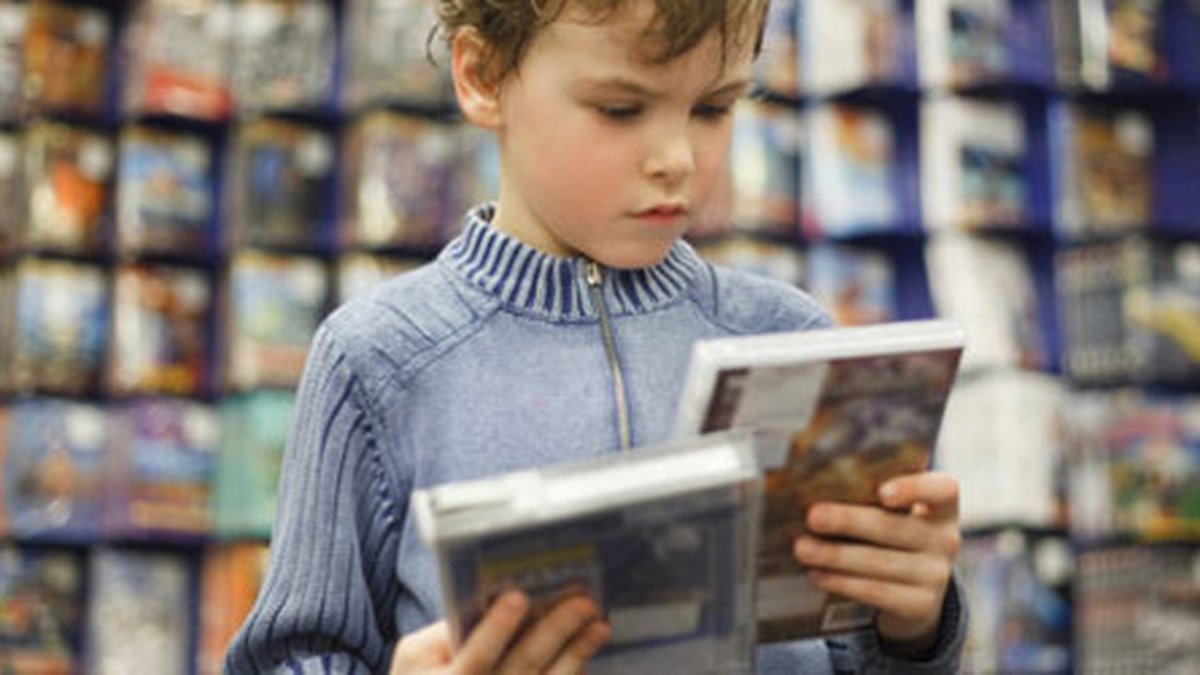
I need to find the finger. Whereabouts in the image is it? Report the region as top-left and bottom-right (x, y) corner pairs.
(455, 591), (529, 673)
(794, 536), (951, 589)
(498, 596), (599, 675)
(806, 569), (944, 625)
(545, 620), (612, 675)
(391, 621), (454, 671)
(806, 503), (960, 556)
(878, 472), (959, 516)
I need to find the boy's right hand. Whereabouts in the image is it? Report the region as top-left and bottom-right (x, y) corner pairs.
(390, 591), (612, 674)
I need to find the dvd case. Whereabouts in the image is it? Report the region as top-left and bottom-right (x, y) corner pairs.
(920, 96), (1026, 231)
(230, 0), (334, 113)
(1074, 545), (1200, 673)
(1054, 0), (1166, 90)
(804, 242), (896, 327)
(1058, 237), (1200, 386)
(2, 398), (108, 541)
(802, 0), (906, 95)
(1060, 389), (1200, 543)
(935, 369), (1066, 529)
(726, 100), (802, 238)
(0, 3), (25, 123)
(121, 0), (235, 120)
(7, 257), (109, 397)
(197, 542), (270, 675)
(116, 126), (215, 258)
(955, 529), (1073, 674)
(414, 432), (762, 675)
(22, 121), (114, 256)
(20, 2), (110, 118)
(212, 391), (293, 538)
(105, 398), (218, 539)
(339, 112), (466, 251)
(0, 544), (85, 673)
(752, 0), (800, 98)
(925, 232), (1047, 371)
(223, 250), (328, 391)
(673, 319), (965, 642)
(341, 0), (455, 111)
(227, 119), (336, 251)
(1051, 102), (1154, 237)
(802, 103), (898, 238)
(917, 0), (1010, 89)
(86, 548), (191, 675)
(0, 132), (22, 256)
(110, 264), (213, 397)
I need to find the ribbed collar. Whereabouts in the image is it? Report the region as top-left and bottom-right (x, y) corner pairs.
(440, 204), (702, 320)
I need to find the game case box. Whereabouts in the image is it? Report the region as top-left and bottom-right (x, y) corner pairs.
(227, 119), (336, 252)
(340, 0), (455, 111)
(1051, 102), (1154, 237)
(925, 232), (1047, 372)
(121, 0), (235, 120)
(109, 264), (214, 397)
(956, 529), (1073, 674)
(20, 2), (110, 117)
(222, 250), (328, 391)
(340, 112), (465, 251)
(917, 0), (1010, 89)
(0, 4), (26, 123)
(229, 0), (334, 113)
(674, 319), (965, 642)
(116, 126), (215, 258)
(801, 0), (907, 95)
(86, 548), (191, 675)
(2, 398), (108, 542)
(414, 432), (762, 675)
(21, 121), (114, 256)
(802, 103), (898, 238)
(212, 391), (293, 538)
(0, 544), (85, 674)
(197, 542), (270, 675)
(5, 258), (109, 397)
(804, 242), (896, 327)
(920, 96), (1027, 232)
(0, 132), (22, 256)
(104, 398), (218, 540)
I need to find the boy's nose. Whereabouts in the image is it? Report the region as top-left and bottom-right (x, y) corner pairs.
(642, 131), (694, 185)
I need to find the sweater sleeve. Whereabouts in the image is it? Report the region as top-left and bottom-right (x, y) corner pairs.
(825, 574), (969, 674)
(225, 323), (404, 674)
(753, 575), (969, 674)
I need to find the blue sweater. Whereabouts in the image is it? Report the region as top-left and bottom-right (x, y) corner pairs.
(225, 205), (966, 674)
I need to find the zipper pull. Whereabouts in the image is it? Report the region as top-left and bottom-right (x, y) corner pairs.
(586, 260), (603, 287)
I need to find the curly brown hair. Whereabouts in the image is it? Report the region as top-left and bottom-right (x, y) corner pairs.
(433, 0), (771, 84)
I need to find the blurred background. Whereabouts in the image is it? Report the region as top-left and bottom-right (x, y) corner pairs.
(0, 0), (1198, 673)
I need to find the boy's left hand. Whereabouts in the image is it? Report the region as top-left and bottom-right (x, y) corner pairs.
(792, 471), (961, 653)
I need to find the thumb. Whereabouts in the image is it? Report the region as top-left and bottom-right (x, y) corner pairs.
(391, 621), (454, 673)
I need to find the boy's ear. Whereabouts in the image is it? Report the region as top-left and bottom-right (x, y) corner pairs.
(452, 29), (503, 129)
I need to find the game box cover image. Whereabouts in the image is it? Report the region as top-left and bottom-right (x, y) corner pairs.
(414, 432), (762, 675)
(674, 319), (965, 642)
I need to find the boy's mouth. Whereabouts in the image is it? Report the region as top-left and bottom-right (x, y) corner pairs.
(633, 203), (688, 219)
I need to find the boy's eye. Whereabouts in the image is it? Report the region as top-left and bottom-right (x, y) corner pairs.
(694, 104), (733, 120)
(596, 105), (641, 120)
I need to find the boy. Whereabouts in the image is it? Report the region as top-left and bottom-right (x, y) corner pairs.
(226, 1), (967, 673)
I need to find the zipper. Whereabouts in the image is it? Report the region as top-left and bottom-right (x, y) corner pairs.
(586, 261), (632, 451)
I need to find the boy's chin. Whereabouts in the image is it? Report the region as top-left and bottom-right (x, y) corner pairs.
(589, 244), (676, 270)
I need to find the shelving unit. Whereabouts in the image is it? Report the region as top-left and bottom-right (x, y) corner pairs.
(0, 1), (1198, 673)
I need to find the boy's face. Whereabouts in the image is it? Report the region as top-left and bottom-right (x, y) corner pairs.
(484, 2), (754, 268)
